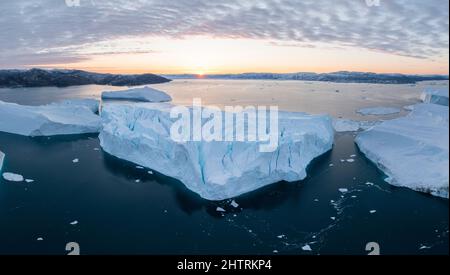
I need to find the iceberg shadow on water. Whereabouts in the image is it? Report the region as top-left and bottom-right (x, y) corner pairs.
(100, 146), (334, 215)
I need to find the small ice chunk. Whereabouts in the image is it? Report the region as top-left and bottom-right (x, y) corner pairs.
(230, 200), (239, 208)
(403, 105), (415, 111)
(351, 195), (357, 198)
(93, 148), (100, 151)
(369, 210), (377, 214)
(135, 179), (140, 183)
(136, 166), (144, 169)
(216, 207), (226, 212)
(273, 250), (279, 253)
(72, 158), (79, 163)
(2, 172), (24, 182)
(148, 171), (153, 175)
(330, 217), (336, 220)
(419, 245), (431, 250)
(36, 237), (44, 241)
(25, 179), (34, 183)
(314, 198), (319, 202)
(350, 154), (356, 157)
(338, 188), (348, 193)
(277, 234), (285, 239)
(70, 220), (78, 225)
(329, 163), (334, 167)
(346, 159), (355, 163)
(301, 244), (312, 251)
(365, 182), (374, 186)
(0, 150), (4, 171)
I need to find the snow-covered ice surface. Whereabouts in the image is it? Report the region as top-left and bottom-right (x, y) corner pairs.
(48, 98), (100, 113)
(99, 103), (334, 200)
(356, 107), (401, 116)
(0, 150), (4, 171)
(2, 172), (24, 182)
(420, 89), (449, 106)
(101, 86), (172, 102)
(356, 103), (449, 198)
(0, 100), (101, 136)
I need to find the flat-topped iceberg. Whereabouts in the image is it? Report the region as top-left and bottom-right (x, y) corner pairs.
(357, 107), (401, 116)
(0, 150), (4, 171)
(99, 103), (334, 200)
(420, 89), (449, 106)
(356, 103), (449, 198)
(0, 100), (101, 136)
(101, 86), (172, 102)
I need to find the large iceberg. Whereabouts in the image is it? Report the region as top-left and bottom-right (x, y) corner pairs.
(356, 103), (449, 198)
(99, 103), (334, 200)
(101, 86), (172, 102)
(0, 100), (101, 136)
(0, 150), (4, 171)
(420, 89), (449, 106)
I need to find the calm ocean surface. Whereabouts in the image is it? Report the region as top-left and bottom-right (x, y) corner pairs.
(0, 80), (448, 254)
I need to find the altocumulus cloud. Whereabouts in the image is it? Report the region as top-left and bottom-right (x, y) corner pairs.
(0, 0), (448, 67)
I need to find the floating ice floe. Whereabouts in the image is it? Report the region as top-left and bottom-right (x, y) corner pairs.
(48, 98), (100, 113)
(338, 188), (348, 193)
(301, 244), (312, 251)
(230, 200), (239, 208)
(72, 158), (79, 163)
(332, 118), (380, 132)
(0, 100), (101, 136)
(99, 103), (334, 200)
(0, 150), (4, 171)
(101, 86), (172, 102)
(356, 107), (401, 116)
(216, 207), (226, 212)
(356, 103), (449, 198)
(2, 172), (24, 182)
(70, 220), (78, 225)
(420, 89), (449, 106)
(403, 105), (415, 111)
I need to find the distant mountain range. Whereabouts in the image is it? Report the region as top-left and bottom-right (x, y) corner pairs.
(1, 69), (447, 88)
(0, 68), (171, 88)
(164, 71), (449, 84)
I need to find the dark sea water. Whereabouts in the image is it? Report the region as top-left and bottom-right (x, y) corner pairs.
(0, 81), (448, 255)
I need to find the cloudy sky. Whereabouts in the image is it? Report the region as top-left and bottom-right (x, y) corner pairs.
(0, 0), (448, 74)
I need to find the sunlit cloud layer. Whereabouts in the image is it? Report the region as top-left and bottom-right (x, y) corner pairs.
(0, 0), (448, 73)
